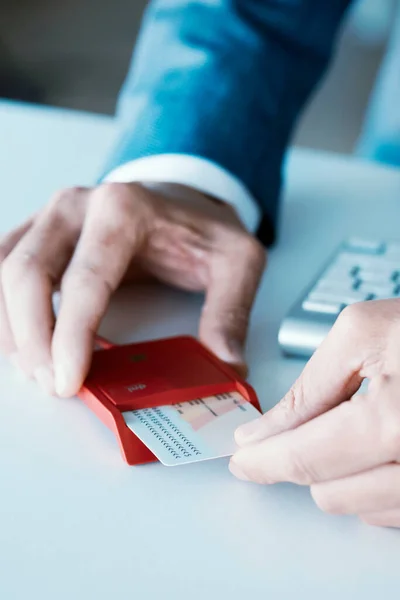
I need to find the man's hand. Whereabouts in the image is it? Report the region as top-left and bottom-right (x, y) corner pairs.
(0, 182), (265, 397)
(230, 300), (400, 528)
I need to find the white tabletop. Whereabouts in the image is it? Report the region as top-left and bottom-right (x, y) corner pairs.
(1, 100), (400, 599)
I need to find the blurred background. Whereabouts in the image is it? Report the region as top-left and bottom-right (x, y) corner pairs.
(0, 0), (398, 154)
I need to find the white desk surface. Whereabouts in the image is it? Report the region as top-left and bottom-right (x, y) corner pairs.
(1, 100), (400, 599)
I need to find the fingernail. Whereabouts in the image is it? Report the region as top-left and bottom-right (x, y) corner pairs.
(229, 460), (249, 481)
(55, 363), (74, 397)
(210, 334), (242, 362)
(34, 366), (55, 396)
(235, 417), (263, 445)
(216, 340), (247, 376)
(216, 347), (243, 364)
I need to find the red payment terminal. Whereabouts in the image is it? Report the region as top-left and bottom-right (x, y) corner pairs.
(79, 336), (261, 465)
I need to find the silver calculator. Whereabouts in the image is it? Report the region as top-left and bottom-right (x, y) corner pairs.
(278, 238), (400, 358)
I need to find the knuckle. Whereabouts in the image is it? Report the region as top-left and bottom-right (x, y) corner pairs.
(100, 181), (128, 197)
(1, 250), (38, 286)
(99, 181), (126, 201)
(97, 182), (151, 227)
(64, 261), (115, 296)
(284, 448), (316, 485)
(367, 374), (390, 395)
(336, 300), (393, 343)
(50, 186), (86, 207)
(47, 186), (87, 226)
(337, 302), (369, 334)
(335, 302), (388, 376)
(280, 379), (308, 421)
(239, 234), (266, 268)
(100, 181), (141, 206)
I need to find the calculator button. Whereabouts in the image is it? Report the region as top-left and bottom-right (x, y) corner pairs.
(313, 279), (358, 295)
(370, 294), (397, 301)
(360, 261), (398, 271)
(323, 265), (355, 281)
(302, 300), (342, 315)
(358, 283), (395, 297)
(345, 239), (385, 254)
(360, 257), (399, 270)
(358, 269), (396, 284)
(308, 290), (368, 305)
(385, 243), (400, 259)
(335, 252), (362, 267)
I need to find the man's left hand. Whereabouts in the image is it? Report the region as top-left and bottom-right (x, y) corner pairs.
(230, 300), (400, 528)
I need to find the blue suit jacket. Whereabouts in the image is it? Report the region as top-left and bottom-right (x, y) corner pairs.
(104, 0), (352, 244)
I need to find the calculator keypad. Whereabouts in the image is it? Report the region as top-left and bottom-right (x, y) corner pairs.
(302, 239), (400, 315)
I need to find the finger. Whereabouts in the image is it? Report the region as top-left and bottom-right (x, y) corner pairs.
(1, 191), (86, 391)
(311, 463), (400, 515)
(199, 231), (265, 373)
(230, 389), (400, 486)
(0, 285), (14, 356)
(53, 183), (150, 397)
(0, 219), (33, 355)
(0, 218), (35, 250)
(235, 303), (373, 445)
(360, 509), (400, 529)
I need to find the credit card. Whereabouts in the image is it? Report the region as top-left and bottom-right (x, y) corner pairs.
(123, 392), (261, 466)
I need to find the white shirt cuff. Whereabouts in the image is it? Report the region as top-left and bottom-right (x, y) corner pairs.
(103, 154), (261, 233)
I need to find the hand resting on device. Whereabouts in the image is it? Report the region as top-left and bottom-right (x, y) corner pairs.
(231, 299), (400, 528)
(0, 182), (265, 397)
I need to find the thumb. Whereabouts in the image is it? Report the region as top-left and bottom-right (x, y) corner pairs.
(199, 235), (265, 377)
(235, 306), (365, 446)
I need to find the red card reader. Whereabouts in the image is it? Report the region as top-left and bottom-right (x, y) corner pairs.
(78, 336), (261, 465)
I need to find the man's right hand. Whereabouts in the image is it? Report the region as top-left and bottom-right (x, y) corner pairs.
(0, 182), (266, 397)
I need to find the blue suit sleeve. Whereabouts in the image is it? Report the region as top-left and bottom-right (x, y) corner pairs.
(103, 0), (352, 242)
